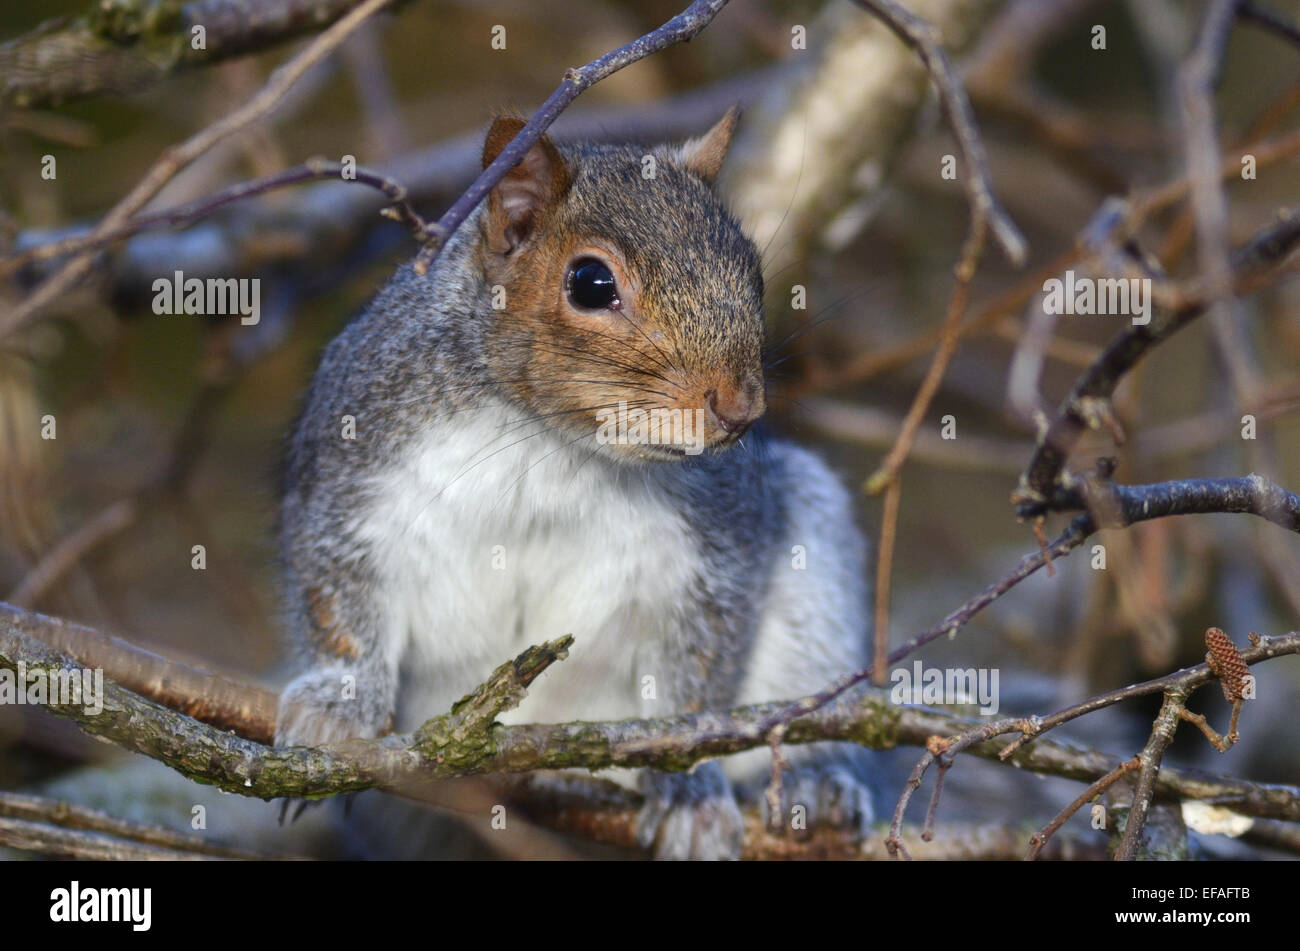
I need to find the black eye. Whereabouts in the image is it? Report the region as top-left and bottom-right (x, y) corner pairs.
(567, 258), (619, 310)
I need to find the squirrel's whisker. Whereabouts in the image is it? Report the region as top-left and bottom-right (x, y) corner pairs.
(757, 110), (809, 266)
(763, 282), (877, 365)
(524, 337), (683, 391)
(493, 427), (603, 505)
(425, 398), (657, 505)
(410, 398), (660, 523)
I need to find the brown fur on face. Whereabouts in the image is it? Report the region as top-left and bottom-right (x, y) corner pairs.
(476, 112), (765, 461)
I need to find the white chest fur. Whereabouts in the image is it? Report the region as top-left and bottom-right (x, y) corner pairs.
(352, 401), (703, 730)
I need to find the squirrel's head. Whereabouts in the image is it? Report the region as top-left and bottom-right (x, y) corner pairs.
(474, 109), (765, 462)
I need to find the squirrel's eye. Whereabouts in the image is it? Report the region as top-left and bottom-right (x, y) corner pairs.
(567, 258), (619, 310)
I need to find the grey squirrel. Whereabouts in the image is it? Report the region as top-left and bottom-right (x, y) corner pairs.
(275, 110), (875, 859)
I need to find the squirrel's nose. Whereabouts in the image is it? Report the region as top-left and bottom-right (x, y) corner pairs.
(705, 377), (765, 435)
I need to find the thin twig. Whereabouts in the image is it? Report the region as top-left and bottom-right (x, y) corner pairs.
(6, 499), (136, 607)
(0, 160), (427, 281)
(1013, 208), (1300, 515)
(865, 217), (988, 494)
(763, 723), (788, 833)
(921, 753), (951, 841)
(847, 0), (1026, 265)
(871, 478), (902, 685)
(1000, 627), (1265, 760)
(7, 71), (774, 303)
(410, 0), (732, 276)
(889, 628), (1297, 855)
(1179, 703), (1242, 752)
(896, 516), (1094, 665)
(1237, 0), (1300, 47)
(757, 468), (1298, 739)
(1115, 690), (1187, 860)
(886, 719), (1038, 858)
(1026, 756), (1141, 860)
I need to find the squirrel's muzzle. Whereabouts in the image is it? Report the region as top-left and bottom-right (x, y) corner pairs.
(705, 373), (765, 438)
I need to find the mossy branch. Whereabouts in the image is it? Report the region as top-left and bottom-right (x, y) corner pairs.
(3, 602), (1299, 827)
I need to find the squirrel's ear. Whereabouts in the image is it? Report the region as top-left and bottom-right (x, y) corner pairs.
(482, 115), (571, 254)
(678, 106), (739, 184)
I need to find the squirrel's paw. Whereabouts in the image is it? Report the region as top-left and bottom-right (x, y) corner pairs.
(636, 763), (745, 861)
(760, 763), (875, 839)
(275, 669), (382, 826)
(275, 667), (388, 748)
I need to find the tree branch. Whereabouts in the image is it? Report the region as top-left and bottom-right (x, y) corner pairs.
(1114, 690), (1186, 860)
(884, 628), (1300, 859)
(1042, 473), (1300, 534)
(4, 602), (1298, 832)
(0, 159), (428, 282)
(1012, 207), (1300, 516)
(0, 0), (393, 109)
(0, 790), (282, 860)
(847, 0), (1026, 266)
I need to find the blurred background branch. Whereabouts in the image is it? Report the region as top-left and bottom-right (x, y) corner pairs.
(0, 0), (405, 109)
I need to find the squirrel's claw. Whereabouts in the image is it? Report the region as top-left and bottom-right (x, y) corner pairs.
(277, 793), (357, 826)
(278, 798), (314, 826)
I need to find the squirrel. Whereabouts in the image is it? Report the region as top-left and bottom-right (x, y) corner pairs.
(274, 109), (876, 859)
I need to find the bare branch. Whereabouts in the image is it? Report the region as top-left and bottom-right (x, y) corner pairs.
(0, 160), (427, 282)
(0, 602), (278, 742)
(0, 791), (283, 860)
(1013, 207), (1300, 515)
(512, 776), (1106, 860)
(1040, 473), (1300, 535)
(6, 72), (770, 305)
(1115, 689), (1186, 860)
(1026, 756), (1140, 861)
(847, 0), (1027, 265)
(409, 0), (731, 276)
(1000, 628), (1289, 761)
(1237, 0), (1300, 48)
(883, 628), (1299, 859)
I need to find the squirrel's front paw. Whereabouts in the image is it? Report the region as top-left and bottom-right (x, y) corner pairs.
(761, 763), (875, 839)
(275, 667), (389, 748)
(636, 763), (745, 860)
